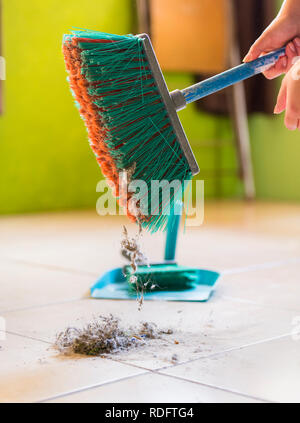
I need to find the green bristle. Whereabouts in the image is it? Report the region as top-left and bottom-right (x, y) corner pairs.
(125, 264), (199, 292)
(66, 29), (192, 232)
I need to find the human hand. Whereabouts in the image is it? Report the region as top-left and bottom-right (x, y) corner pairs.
(274, 59), (300, 130)
(244, 15), (300, 79)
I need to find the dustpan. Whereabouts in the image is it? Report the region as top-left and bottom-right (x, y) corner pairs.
(91, 203), (220, 302)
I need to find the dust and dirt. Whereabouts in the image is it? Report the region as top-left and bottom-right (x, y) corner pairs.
(54, 314), (173, 357)
(121, 223), (150, 310)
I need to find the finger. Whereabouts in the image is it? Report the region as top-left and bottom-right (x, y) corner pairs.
(285, 41), (298, 71)
(264, 55), (288, 79)
(274, 77), (287, 114)
(284, 113), (298, 131)
(284, 85), (300, 130)
(244, 35), (273, 62)
(294, 37), (300, 56)
(298, 119), (300, 131)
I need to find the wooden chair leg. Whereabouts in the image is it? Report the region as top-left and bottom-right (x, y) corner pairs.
(227, 69), (256, 199)
(227, 0), (256, 200)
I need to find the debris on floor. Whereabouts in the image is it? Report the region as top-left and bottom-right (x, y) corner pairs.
(171, 354), (179, 363)
(121, 224), (151, 310)
(54, 314), (173, 357)
(138, 322), (173, 339)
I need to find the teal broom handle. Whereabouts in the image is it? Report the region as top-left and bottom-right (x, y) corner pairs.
(172, 48), (285, 106)
(164, 202), (182, 261)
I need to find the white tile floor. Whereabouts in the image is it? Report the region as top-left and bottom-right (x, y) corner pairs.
(0, 201), (300, 403)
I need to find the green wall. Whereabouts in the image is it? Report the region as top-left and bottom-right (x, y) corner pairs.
(250, 113), (300, 201)
(0, 0), (299, 215)
(0, 0), (132, 214)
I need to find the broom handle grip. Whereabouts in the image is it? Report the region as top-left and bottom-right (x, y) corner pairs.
(178, 48), (286, 105)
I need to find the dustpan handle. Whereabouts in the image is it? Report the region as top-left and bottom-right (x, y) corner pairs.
(164, 202), (182, 261)
(170, 47), (286, 110)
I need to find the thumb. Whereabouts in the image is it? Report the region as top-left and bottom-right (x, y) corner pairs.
(243, 19), (291, 62)
(244, 35), (273, 62)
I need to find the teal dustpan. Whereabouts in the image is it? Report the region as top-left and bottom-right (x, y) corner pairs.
(91, 204), (220, 302)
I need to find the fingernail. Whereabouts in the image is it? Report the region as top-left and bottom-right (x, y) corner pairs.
(282, 56), (287, 68)
(289, 42), (296, 53)
(295, 37), (300, 47)
(243, 53), (251, 62)
(274, 105), (280, 114)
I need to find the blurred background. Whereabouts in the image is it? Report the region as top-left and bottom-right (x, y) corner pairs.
(0, 0), (299, 216)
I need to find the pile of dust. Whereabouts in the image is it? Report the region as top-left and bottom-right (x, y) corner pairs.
(54, 314), (173, 357)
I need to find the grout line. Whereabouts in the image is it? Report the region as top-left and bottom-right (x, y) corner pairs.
(2, 254), (300, 282)
(3, 323), (300, 375)
(0, 325), (289, 375)
(154, 372), (274, 403)
(37, 371), (149, 403)
(220, 294), (300, 313)
(0, 297), (84, 315)
(103, 329), (300, 380)
(2, 328), (297, 403)
(38, 362), (272, 404)
(0, 256), (100, 278)
(153, 331), (300, 372)
(221, 257), (300, 276)
(0, 327), (175, 376)
(104, 357), (272, 402)
(0, 329), (51, 345)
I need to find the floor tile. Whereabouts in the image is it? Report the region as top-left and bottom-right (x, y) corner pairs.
(219, 262), (300, 311)
(0, 212), (164, 275)
(161, 334), (300, 402)
(179, 226), (300, 272)
(2, 296), (298, 370)
(0, 207), (299, 278)
(0, 259), (91, 313)
(0, 332), (144, 403)
(45, 372), (262, 403)
(1, 202), (300, 403)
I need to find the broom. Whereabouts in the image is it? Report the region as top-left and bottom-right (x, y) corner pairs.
(62, 29), (285, 232)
